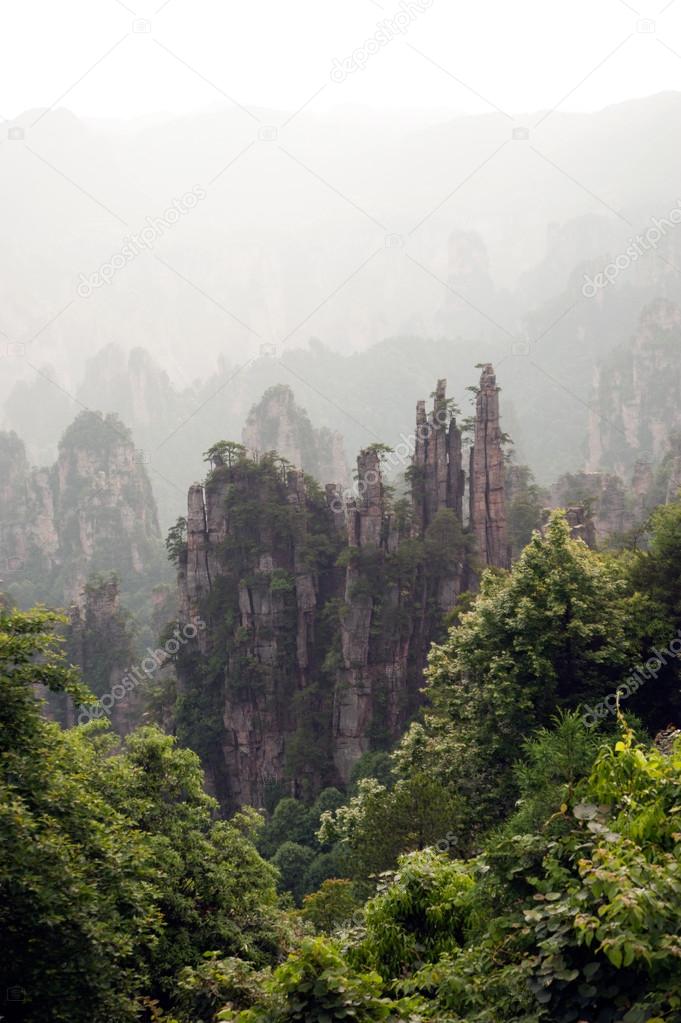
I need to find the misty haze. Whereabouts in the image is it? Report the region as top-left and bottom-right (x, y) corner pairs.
(3, 3), (681, 1021)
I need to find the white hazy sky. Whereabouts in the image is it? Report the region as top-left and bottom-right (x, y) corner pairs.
(3, 0), (681, 121)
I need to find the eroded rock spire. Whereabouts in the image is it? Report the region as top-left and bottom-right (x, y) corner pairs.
(469, 364), (509, 569)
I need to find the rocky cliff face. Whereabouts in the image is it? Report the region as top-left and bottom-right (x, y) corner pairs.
(412, 379), (465, 534)
(333, 448), (389, 781)
(174, 370), (507, 809)
(0, 432), (58, 588)
(54, 412), (163, 603)
(588, 299), (681, 477)
(666, 456), (681, 503)
(175, 453), (346, 807)
(64, 575), (139, 733)
(1, 412), (167, 734)
(333, 447), (413, 782)
(548, 460), (662, 546)
(332, 384), (472, 781)
(469, 364), (510, 569)
(549, 472), (627, 546)
(562, 507), (597, 548)
(243, 384), (349, 487)
(0, 411), (163, 608)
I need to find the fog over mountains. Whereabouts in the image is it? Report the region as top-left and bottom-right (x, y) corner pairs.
(8, 3), (681, 1015)
(4, 91), (681, 522)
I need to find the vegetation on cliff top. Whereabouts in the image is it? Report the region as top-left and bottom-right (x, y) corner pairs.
(5, 485), (681, 1021)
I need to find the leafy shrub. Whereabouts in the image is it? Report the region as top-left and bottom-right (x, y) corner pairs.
(217, 938), (424, 1022)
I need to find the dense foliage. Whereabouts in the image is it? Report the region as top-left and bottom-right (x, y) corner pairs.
(4, 499), (681, 1020)
(0, 609), (287, 1023)
(393, 513), (652, 832)
(224, 716), (681, 1023)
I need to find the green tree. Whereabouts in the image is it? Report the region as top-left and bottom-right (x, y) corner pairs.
(422, 721), (681, 1023)
(627, 500), (681, 727)
(352, 849), (474, 979)
(165, 515), (188, 565)
(348, 750), (394, 791)
(0, 608), (286, 1023)
(311, 716), (681, 1023)
(271, 841), (316, 905)
(203, 440), (247, 468)
(301, 879), (359, 933)
(218, 937), (423, 1022)
(103, 728), (283, 995)
(424, 508), (472, 577)
(259, 797), (316, 858)
(397, 512), (649, 829)
(0, 609), (159, 1023)
(319, 772), (462, 880)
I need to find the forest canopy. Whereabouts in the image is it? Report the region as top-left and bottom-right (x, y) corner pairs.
(3, 504), (681, 1020)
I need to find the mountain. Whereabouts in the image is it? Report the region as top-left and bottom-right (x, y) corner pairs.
(588, 299), (681, 477)
(171, 368), (507, 809)
(0, 411), (167, 617)
(242, 384), (349, 485)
